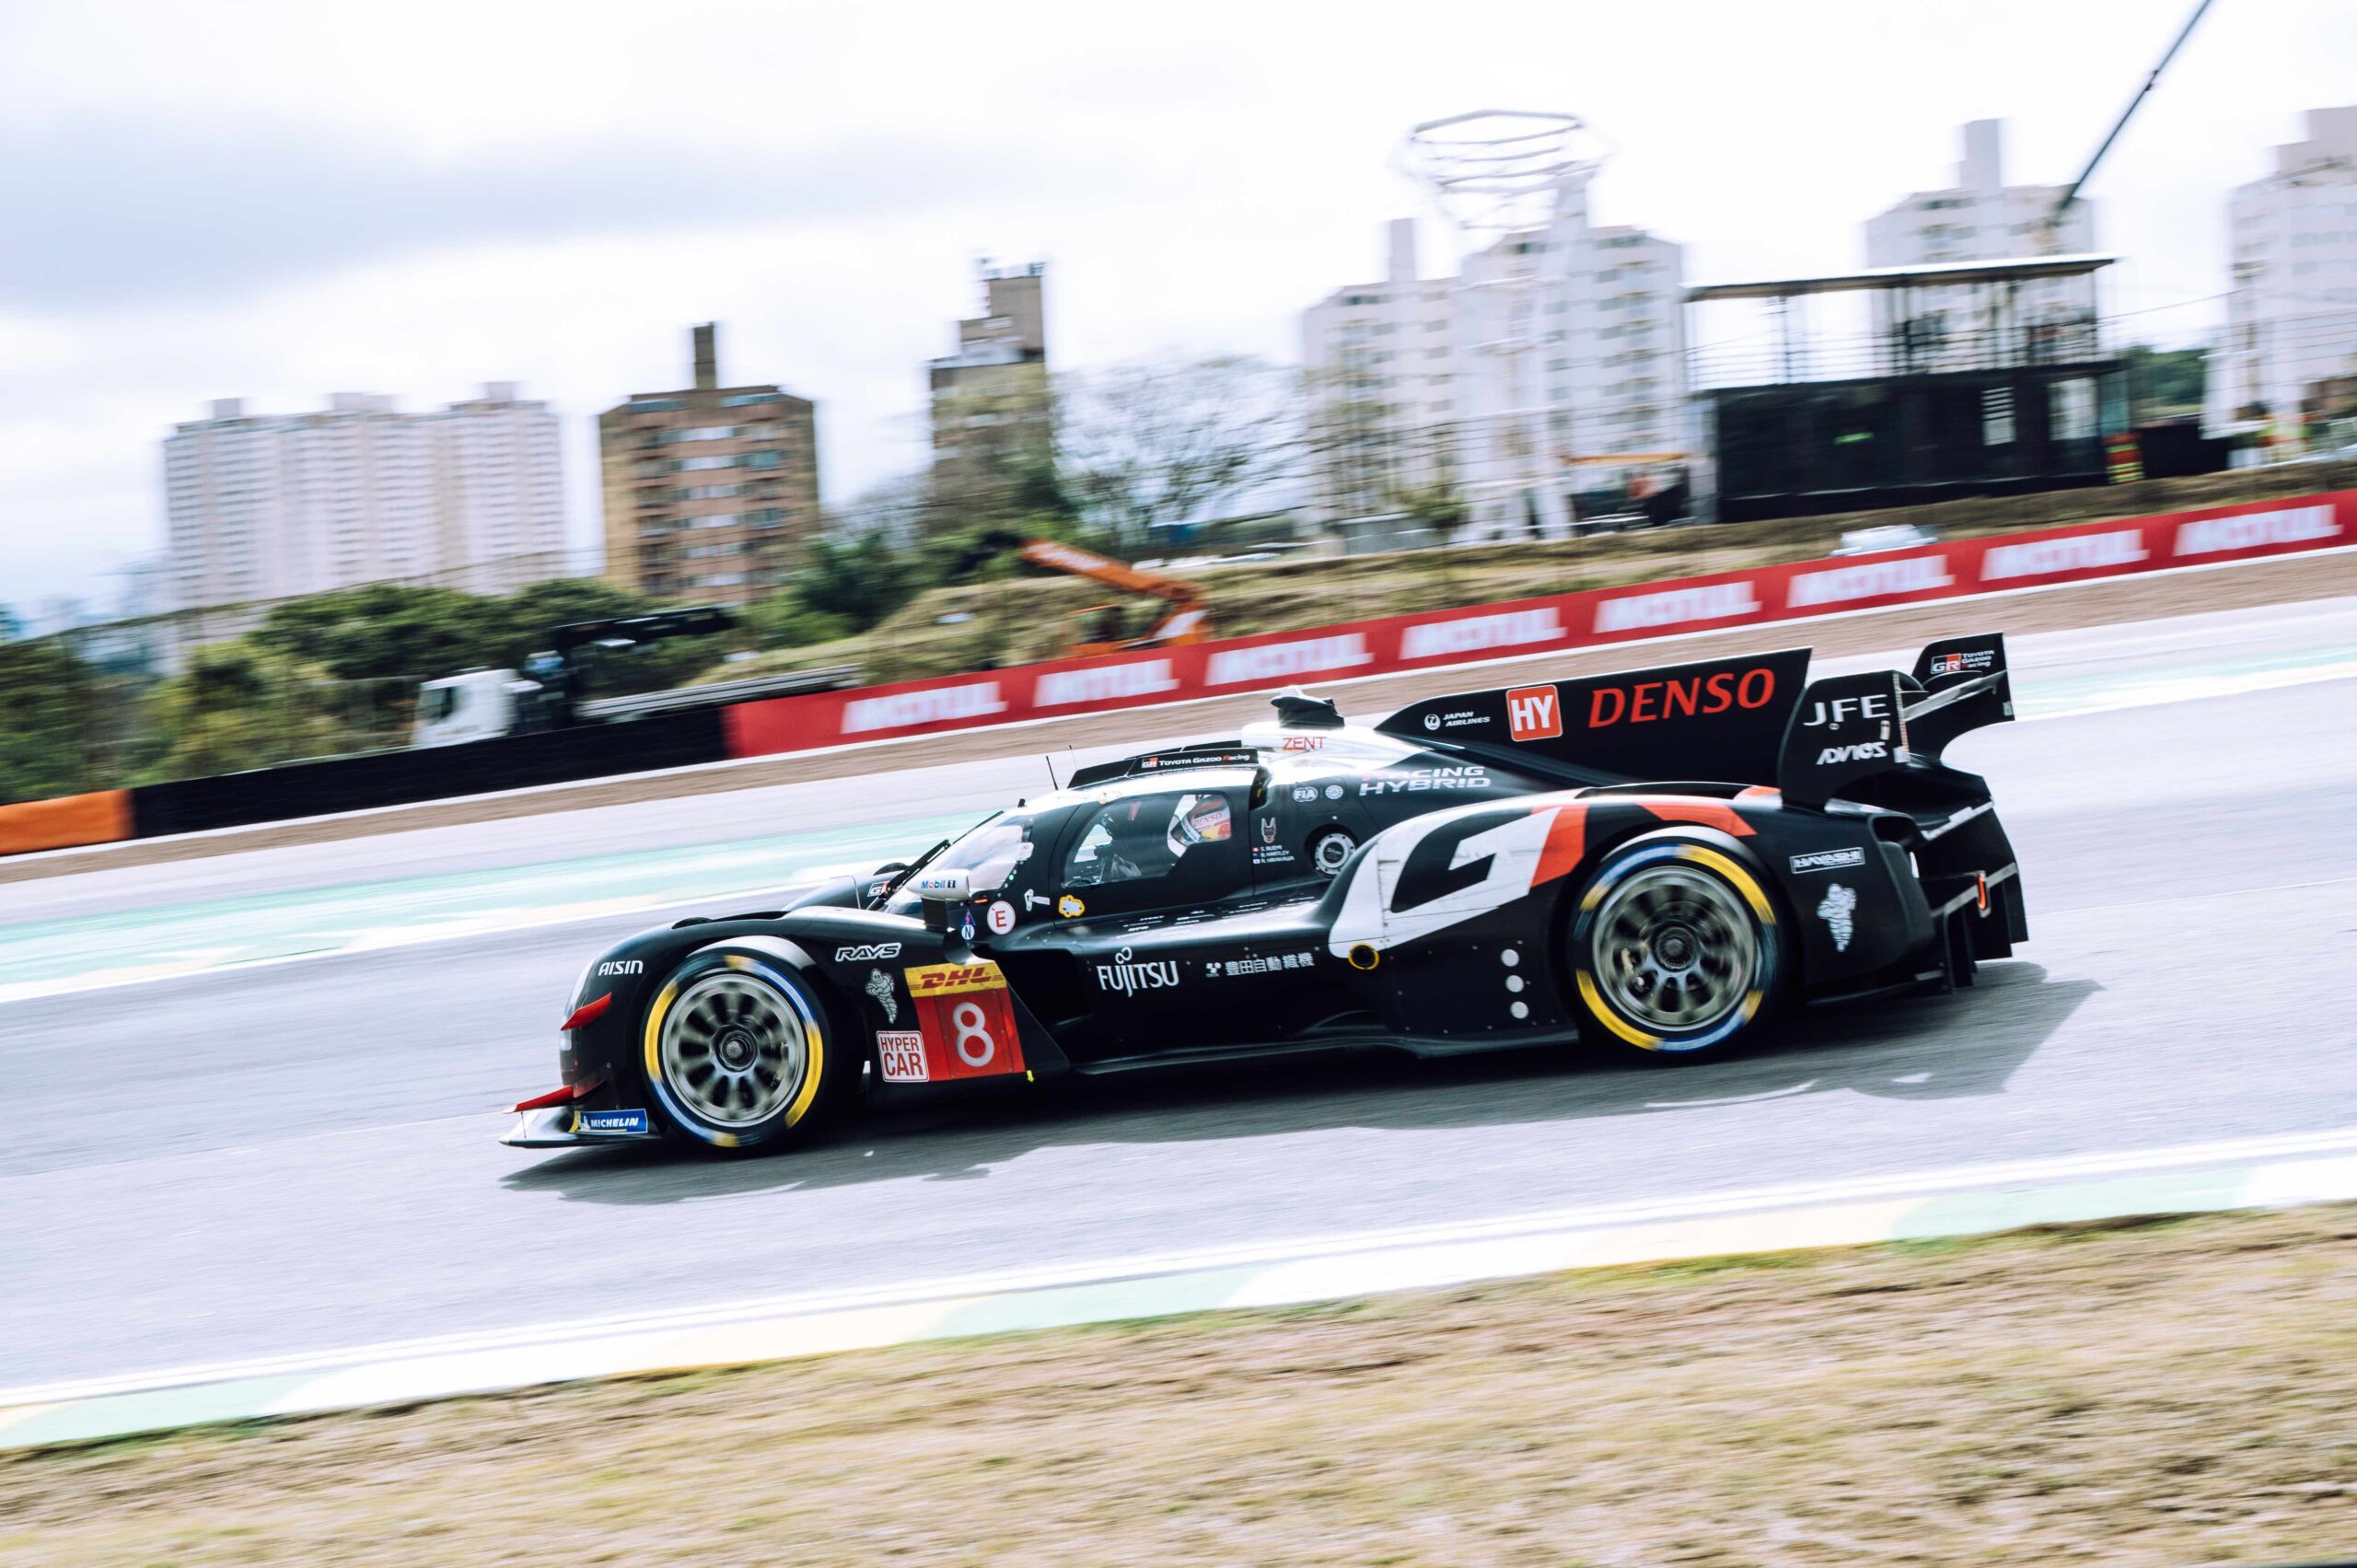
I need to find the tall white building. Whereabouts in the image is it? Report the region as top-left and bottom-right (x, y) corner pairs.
(2206, 106), (2357, 440)
(1303, 180), (1688, 540)
(1864, 120), (2099, 367)
(164, 385), (565, 612)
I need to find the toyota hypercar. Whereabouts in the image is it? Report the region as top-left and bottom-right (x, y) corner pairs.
(505, 633), (2026, 1155)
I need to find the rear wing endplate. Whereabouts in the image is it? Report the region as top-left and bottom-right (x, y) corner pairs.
(1778, 633), (2014, 807)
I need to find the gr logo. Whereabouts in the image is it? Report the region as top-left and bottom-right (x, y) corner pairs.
(1504, 685), (1562, 742)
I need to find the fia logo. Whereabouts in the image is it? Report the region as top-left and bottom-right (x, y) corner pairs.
(1504, 685), (1562, 742)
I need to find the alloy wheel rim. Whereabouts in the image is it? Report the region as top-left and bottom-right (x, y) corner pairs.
(1591, 865), (1759, 1034)
(658, 970), (811, 1128)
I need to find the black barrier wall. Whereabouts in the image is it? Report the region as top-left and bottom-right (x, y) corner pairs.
(130, 709), (732, 838)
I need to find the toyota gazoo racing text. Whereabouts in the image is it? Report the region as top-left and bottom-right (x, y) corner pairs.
(504, 633), (2027, 1156)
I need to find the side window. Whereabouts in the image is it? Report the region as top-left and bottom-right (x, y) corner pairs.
(1061, 791), (1243, 906)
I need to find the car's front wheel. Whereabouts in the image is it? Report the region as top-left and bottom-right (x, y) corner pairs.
(1567, 837), (1785, 1061)
(641, 943), (847, 1154)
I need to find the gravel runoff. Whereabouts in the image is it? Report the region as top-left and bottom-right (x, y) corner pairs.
(5, 1203), (2354, 1567)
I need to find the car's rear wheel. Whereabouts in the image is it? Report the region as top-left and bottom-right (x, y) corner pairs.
(1568, 838), (1784, 1061)
(642, 945), (845, 1154)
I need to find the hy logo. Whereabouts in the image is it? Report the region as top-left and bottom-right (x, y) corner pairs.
(1505, 685), (1562, 742)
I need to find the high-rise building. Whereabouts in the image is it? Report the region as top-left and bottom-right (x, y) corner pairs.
(928, 261), (1051, 494)
(598, 323), (820, 607)
(1864, 120), (2100, 369)
(2206, 107), (2357, 441)
(1303, 192), (1687, 540)
(163, 386), (564, 613)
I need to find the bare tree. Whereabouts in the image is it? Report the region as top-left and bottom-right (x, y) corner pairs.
(1055, 355), (1305, 550)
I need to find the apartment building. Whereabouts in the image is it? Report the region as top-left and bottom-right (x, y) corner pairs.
(597, 324), (821, 606)
(163, 385), (563, 613)
(928, 261), (1051, 494)
(1864, 120), (2100, 365)
(2205, 106), (2357, 440)
(1303, 185), (1687, 540)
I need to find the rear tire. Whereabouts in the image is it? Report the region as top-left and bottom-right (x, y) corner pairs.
(1567, 837), (1785, 1062)
(640, 944), (848, 1155)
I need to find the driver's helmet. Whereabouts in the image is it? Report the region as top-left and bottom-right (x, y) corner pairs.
(1171, 793), (1232, 847)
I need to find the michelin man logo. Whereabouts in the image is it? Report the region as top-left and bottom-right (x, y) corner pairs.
(865, 968), (899, 1024)
(1817, 883), (1858, 953)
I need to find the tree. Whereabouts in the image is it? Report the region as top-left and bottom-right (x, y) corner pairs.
(252, 583), (505, 686)
(136, 640), (346, 783)
(794, 533), (915, 632)
(1054, 355), (1305, 550)
(0, 639), (101, 804)
(2123, 345), (2207, 424)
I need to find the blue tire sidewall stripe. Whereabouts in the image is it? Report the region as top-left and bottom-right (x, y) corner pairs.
(1571, 841), (1780, 1053)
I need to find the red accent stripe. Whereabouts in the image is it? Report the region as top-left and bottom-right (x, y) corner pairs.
(560, 993), (612, 1032)
(1533, 803), (1589, 887)
(510, 1085), (577, 1112)
(1636, 798), (1755, 837)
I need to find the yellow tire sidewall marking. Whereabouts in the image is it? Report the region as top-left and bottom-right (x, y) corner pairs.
(643, 958), (826, 1140)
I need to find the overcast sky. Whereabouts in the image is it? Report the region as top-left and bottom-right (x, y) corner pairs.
(2, 0), (2350, 615)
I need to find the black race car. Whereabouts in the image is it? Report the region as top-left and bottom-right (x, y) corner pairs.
(505, 633), (2026, 1155)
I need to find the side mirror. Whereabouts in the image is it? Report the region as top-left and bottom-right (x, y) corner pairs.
(908, 868), (972, 902)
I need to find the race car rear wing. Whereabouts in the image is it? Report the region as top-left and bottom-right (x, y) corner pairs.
(1374, 647), (1811, 787)
(1777, 632), (2014, 808)
(1366, 633), (2012, 806)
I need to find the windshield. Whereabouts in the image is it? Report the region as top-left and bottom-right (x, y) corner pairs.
(883, 813), (1035, 914)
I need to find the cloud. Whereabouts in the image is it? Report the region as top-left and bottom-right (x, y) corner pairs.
(0, 113), (1132, 312)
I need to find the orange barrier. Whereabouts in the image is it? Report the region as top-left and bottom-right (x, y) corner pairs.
(0, 789), (134, 854)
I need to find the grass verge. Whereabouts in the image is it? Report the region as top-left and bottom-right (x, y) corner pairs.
(6, 1204), (2357, 1565)
(721, 459), (2357, 686)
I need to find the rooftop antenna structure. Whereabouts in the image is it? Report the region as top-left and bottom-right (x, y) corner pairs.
(1399, 110), (1612, 542)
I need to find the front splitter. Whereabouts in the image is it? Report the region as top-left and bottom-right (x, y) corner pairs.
(499, 1105), (665, 1148)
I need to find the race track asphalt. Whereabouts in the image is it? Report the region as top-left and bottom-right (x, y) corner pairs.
(4, 605), (2356, 1389)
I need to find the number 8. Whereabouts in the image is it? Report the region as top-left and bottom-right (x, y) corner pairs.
(951, 1001), (995, 1067)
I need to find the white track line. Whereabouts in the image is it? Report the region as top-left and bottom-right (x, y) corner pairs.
(10, 1121), (2357, 1410)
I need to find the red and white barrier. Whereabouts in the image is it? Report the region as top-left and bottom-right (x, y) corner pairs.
(723, 491), (2354, 760)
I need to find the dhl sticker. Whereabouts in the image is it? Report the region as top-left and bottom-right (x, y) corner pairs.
(902, 961), (1008, 996)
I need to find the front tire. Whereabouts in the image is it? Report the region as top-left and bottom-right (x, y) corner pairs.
(641, 944), (847, 1154)
(1567, 837), (1785, 1062)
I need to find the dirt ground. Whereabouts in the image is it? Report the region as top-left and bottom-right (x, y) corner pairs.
(12, 545), (2356, 888)
(6, 1204), (2355, 1567)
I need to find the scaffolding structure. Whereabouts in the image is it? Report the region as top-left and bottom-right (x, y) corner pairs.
(1399, 110), (1610, 540)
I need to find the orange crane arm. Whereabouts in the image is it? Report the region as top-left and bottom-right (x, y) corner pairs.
(1016, 539), (1209, 649)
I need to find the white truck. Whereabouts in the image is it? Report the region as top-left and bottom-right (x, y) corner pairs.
(409, 607), (854, 748)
